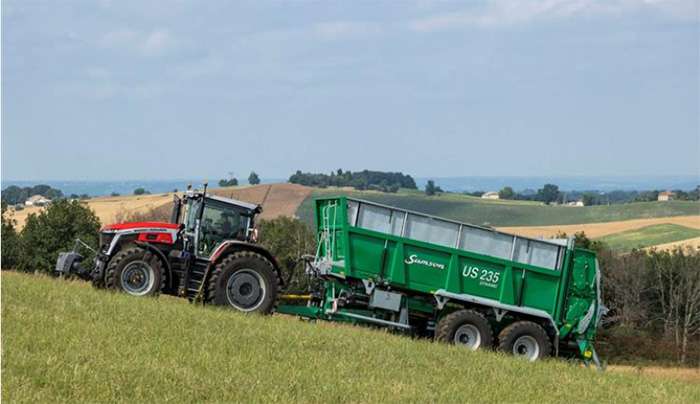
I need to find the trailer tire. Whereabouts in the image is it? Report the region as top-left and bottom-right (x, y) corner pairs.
(104, 247), (165, 297)
(498, 321), (552, 361)
(207, 251), (278, 314)
(435, 310), (494, 351)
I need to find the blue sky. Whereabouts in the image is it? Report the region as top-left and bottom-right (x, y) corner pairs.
(2, 0), (698, 181)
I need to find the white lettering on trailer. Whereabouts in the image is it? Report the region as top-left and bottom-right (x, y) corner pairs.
(404, 254), (445, 270)
(462, 265), (500, 288)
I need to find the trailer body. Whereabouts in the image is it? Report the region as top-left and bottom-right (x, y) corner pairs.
(278, 196), (603, 362)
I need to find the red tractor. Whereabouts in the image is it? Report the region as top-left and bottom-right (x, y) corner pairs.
(55, 184), (284, 314)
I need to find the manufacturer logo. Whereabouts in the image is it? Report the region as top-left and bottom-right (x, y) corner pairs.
(404, 254), (445, 270)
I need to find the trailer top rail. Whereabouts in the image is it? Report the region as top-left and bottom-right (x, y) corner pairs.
(344, 197), (570, 271)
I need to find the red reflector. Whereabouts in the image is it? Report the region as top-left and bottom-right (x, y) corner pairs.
(137, 232), (174, 244)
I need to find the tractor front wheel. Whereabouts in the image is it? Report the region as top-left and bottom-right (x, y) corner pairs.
(105, 247), (165, 297)
(208, 251), (278, 314)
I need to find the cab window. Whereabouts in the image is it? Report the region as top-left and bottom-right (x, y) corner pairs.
(197, 200), (249, 256)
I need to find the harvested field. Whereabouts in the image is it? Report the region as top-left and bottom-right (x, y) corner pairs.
(10, 193), (174, 230)
(646, 237), (700, 252)
(497, 215), (700, 239)
(7, 184), (313, 229)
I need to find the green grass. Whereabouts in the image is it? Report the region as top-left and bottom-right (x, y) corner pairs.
(597, 224), (700, 251)
(3, 272), (699, 403)
(297, 189), (700, 227)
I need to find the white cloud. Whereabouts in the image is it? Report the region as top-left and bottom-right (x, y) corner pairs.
(99, 28), (174, 56)
(312, 21), (383, 40)
(409, 0), (697, 32)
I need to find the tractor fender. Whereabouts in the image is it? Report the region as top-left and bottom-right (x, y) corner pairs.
(210, 241), (285, 287)
(134, 241), (174, 290)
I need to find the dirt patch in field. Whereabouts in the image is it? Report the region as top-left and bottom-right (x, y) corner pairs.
(497, 216), (700, 239)
(607, 365), (700, 384)
(209, 183), (312, 220)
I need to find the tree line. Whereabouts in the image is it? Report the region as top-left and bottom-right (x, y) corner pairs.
(472, 185), (700, 205)
(218, 171), (261, 187)
(289, 169), (417, 193)
(1, 184), (64, 205)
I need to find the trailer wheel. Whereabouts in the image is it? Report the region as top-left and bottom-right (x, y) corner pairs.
(104, 247), (165, 297)
(207, 251), (278, 314)
(435, 310), (493, 351)
(498, 321), (552, 362)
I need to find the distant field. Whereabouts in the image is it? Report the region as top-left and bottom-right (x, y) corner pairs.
(3, 272), (699, 403)
(597, 224), (700, 251)
(297, 189), (700, 227)
(498, 215), (700, 239)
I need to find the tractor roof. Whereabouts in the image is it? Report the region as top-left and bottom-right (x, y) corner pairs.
(206, 194), (261, 213)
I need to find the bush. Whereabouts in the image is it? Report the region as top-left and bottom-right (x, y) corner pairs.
(18, 200), (101, 273)
(1, 205), (21, 269)
(257, 217), (316, 290)
(133, 188), (148, 195)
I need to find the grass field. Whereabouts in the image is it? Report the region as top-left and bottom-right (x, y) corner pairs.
(3, 272), (699, 403)
(297, 189), (700, 227)
(597, 224), (700, 251)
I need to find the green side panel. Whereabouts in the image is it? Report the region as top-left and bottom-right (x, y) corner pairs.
(346, 232), (396, 280)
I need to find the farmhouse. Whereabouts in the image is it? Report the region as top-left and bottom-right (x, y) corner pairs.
(481, 191), (500, 200)
(25, 195), (51, 206)
(658, 191), (675, 202)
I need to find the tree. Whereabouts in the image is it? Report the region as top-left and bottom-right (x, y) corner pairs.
(248, 171), (261, 185)
(257, 217), (316, 290)
(133, 188), (147, 195)
(218, 172), (239, 187)
(1, 204), (20, 269)
(650, 248), (700, 364)
(425, 180), (437, 196)
(537, 184), (560, 204)
(499, 186), (515, 200)
(110, 192), (121, 197)
(18, 199), (101, 273)
(582, 193), (597, 206)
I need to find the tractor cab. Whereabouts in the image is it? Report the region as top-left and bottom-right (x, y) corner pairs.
(172, 187), (262, 257)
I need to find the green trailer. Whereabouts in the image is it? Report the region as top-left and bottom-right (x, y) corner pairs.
(278, 196), (604, 365)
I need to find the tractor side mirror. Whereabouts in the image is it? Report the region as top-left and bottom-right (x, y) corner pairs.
(170, 195), (182, 224)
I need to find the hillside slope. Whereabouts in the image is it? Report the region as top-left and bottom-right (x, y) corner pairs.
(3, 272), (698, 403)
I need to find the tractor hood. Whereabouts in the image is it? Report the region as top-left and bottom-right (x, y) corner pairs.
(102, 222), (180, 232)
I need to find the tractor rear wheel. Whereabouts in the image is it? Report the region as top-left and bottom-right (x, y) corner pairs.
(207, 251), (278, 314)
(435, 309), (493, 351)
(105, 247), (165, 297)
(498, 321), (552, 361)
